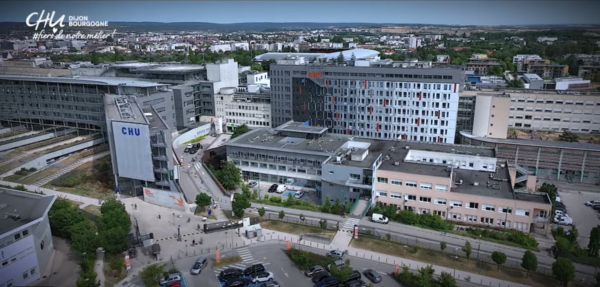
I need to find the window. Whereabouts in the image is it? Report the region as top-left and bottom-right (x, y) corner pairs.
(405, 181), (417, 187)
(499, 207), (512, 214)
(419, 196), (431, 203)
(329, 170), (334, 174)
(419, 208), (431, 214)
(482, 204), (495, 212)
(450, 212), (461, 220)
(450, 200), (462, 207)
(434, 210), (446, 217)
(14, 233), (21, 241)
(435, 184), (448, 191)
(377, 177), (388, 184)
(391, 180), (402, 186)
(497, 219), (509, 226)
(390, 192), (402, 199)
(515, 209), (530, 216)
(434, 198), (447, 205)
(467, 202), (479, 209)
(465, 215), (477, 222)
(481, 217), (493, 224)
(30, 267), (36, 275)
(376, 191), (387, 197)
(420, 183), (432, 189)
(23, 271), (29, 279)
(405, 194), (416, 201)
(22, 230), (29, 236)
(350, 174), (360, 180)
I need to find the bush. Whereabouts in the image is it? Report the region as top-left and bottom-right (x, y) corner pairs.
(285, 248), (334, 270)
(269, 197), (282, 203)
(466, 228), (538, 249)
(372, 203), (453, 231)
(61, 176), (81, 187)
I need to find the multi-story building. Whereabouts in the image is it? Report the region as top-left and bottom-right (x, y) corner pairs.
(465, 61), (501, 76)
(554, 77), (591, 90)
(521, 73), (544, 90)
(521, 58), (551, 74)
(373, 141), (552, 234)
(215, 89), (271, 130)
(578, 65), (600, 79)
(513, 55), (543, 73)
(225, 121), (554, 233)
(527, 64), (569, 79)
(104, 94), (180, 203)
(0, 187), (56, 287)
(269, 53), (465, 144)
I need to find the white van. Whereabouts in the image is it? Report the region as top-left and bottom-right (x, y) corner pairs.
(371, 213), (389, 224)
(276, 185), (287, 194)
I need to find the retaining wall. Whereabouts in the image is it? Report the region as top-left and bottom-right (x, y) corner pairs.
(172, 123), (212, 147)
(0, 129), (76, 152)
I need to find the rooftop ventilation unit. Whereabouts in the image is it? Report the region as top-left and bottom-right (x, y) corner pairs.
(394, 162), (400, 166)
(405, 146), (410, 150)
(473, 182), (479, 186)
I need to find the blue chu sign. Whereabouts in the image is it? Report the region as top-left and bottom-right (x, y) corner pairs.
(121, 126), (141, 136)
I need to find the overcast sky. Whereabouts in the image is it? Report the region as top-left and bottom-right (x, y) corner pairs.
(1, 1), (599, 26)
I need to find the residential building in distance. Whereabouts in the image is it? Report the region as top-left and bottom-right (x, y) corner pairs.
(578, 65), (600, 79)
(553, 77), (591, 90)
(0, 187), (56, 287)
(526, 64), (569, 79)
(520, 73), (544, 90)
(269, 49), (465, 144)
(465, 59), (501, 76)
(513, 54), (543, 73)
(521, 58), (551, 74)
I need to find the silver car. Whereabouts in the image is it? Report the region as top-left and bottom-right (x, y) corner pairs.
(190, 257), (207, 275)
(159, 273), (181, 286)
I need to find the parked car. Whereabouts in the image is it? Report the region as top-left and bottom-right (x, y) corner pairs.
(276, 185), (287, 194)
(259, 281), (280, 287)
(311, 271), (331, 283)
(345, 279), (368, 287)
(190, 257), (207, 275)
(224, 277), (250, 287)
(250, 271), (274, 284)
(219, 268), (243, 282)
(294, 190), (305, 199)
(586, 200), (600, 206)
(326, 260), (346, 271)
(267, 184), (278, 193)
(363, 269), (382, 283)
(326, 250), (345, 259)
(317, 277), (340, 287)
(248, 181), (258, 188)
(554, 215), (573, 226)
(304, 265), (325, 277)
(341, 270), (361, 283)
(371, 213), (389, 224)
(593, 205), (600, 211)
(159, 274), (181, 286)
(243, 264), (266, 277)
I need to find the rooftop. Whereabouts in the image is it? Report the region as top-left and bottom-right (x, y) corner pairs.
(133, 65), (205, 74)
(104, 94), (146, 124)
(0, 188), (56, 237)
(206, 133), (232, 150)
(523, 73), (543, 81)
(254, 48), (379, 62)
(460, 131), (600, 152)
(451, 166), (514, 200)
(225, 128), (349, 156)
(142, 106), (168, 130)
(0, 75), (169, 88)
(274, 121), (328, 135)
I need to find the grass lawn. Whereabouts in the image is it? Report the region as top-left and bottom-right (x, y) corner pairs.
(260, 220), (336, 239)
(82, 205), (102, 217)
(213, 255), (242, 268)
(0, 153), (39, 175)
(449, 230), (539, 252)
(194, 208), (217, 220)
(20, 155), (82, 185)
(45, 181), (113, 199)
(223, 209), (258, 221)
(351, 237), (561, 287)
(45, 159), (114, 199)
(3, 174), (25, 182)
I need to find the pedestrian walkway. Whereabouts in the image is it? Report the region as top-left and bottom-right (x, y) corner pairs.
(341, 217), (360, 232)
(237, 247), (260, 265)
(213, 262), (247, 275)
(0, 180), (101, 208)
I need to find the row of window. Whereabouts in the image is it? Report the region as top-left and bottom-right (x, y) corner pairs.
(510, 107), (600, 114)
(0, 228), (30, 249)
(233, 160), (319, 175)
(511, 98), (598, 106)
(376, 193), (535, 216)
(377, 177), (449, 191)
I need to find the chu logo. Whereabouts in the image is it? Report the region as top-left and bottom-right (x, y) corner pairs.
(121, 127), (141, 136)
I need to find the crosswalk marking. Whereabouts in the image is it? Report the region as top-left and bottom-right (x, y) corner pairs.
(342, 218), (360, 231)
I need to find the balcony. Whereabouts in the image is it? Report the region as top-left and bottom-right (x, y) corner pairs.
(155, 180), (170, 187)
(153, 155), (168, 161)
(154, 167), (169, 174)
(533, 216), (549, 223)
(151, 141), (166, 148)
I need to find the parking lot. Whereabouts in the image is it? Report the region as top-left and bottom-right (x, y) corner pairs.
(558, 191), (600, 247)
(251, 181), (320, 205)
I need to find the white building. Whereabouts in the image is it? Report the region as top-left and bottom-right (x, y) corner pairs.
(0, 188), (56, 287)
(513, 54), (543, 73)
(554, 77), (591, 90)
(215, 89), (271, 131)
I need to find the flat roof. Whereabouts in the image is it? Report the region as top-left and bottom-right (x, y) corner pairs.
(225, 128), (348, 156)
(133, 65), (205, 73)
(460, 131), (600, 151)
(451, 167), (514, 200)
(206, 133), (232, 150)
(0, 188), (56, 237)
(274, 121), (328, 135)
(112, 62), (160, 68)
(104, 94), (147, 124)
(142, 107), (168, 130)
(0, 75), (169, 88)
(523, 73), (543, 80)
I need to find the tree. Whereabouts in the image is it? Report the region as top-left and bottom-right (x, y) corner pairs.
(556, 237), (571, 256)
(70, 221), (99, 255)
(97, 198), (131, 254)
(588, 226), (600, 257)
(232, 193), (251, 218)
(76, 259), (100, 287)
(435, 272), (459, 287)
(330, 266), (354, 282)
(521, 250), (538, 278)
(250, 64), (263, 71)
(69, 47), (78, 53)
(506, 79), (524, 88)
(140, 263), (166, 287)
(231, 124), (250, 139)
(258, 207), (266, 217)
(299, 214), (306, 222)
(278, 210), (285, 220)
(440, 242), (447, 253)
(552, 258), (575, 287)
(567, 226), (578, 245)
(491, 251), (507, 270)
(488, 66), (503, 76)
(462, 241), (472, 260)
(48, 202), (86, 239)
(195, 193), (212, 212)
(214, 161), (242, 190)
(337, 52), (345, 63)
(320, 196), (332, 213)
(558, 131), (579, 142)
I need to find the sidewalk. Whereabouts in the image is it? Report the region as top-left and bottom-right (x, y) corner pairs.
(0, 179), (102, 208)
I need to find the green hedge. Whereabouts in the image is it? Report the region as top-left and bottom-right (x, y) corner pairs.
(285, 248), (334, 270)
(466, 228), (538, 249)
(372, 202), (454, 231)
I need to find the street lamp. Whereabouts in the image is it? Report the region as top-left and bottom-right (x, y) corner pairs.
(477, 235), (482, 269)
(503, 207), (511, 230)
(444, 206), (454, 234)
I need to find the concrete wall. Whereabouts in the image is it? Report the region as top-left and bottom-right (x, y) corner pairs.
(142, 187), (186, 211)
(7, 138), (105, 174)
(0, 66), (72, 77)
(71, 67), (108, 77)
(321, 163), (364, 204)
(172, 123), (212, 147)
(0, 127), (10, 135)
(0, 133), (55, 152)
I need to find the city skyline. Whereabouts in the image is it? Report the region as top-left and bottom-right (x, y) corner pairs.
(1, 1), (599, 26)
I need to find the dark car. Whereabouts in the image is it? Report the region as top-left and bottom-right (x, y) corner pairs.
(267, 184), (278, 193)
(189, 148), (197, 154)
(363, 269), (382, 283)
(184, 147), (191, 153)
(311, 272), (331, 284)
(224, 277), (250, 287)
(345, 279), (367, 287)
(317, 277), (340, 287)
(219, 268), (243, 282)
(342, 270), (361, 283)
(194, 143), (202, 149)
(244, 264), (266, 277)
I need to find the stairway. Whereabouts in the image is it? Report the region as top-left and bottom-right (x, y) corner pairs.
(351, 199), (369, 217)
(33, 152), (109, 186)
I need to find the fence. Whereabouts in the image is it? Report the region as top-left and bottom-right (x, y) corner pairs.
(357, 225), (596, 283)
(201, 162), (228, 196)
(261, 213), (339, 231)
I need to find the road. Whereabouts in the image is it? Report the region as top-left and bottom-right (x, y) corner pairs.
(173, 138), (598, 278)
